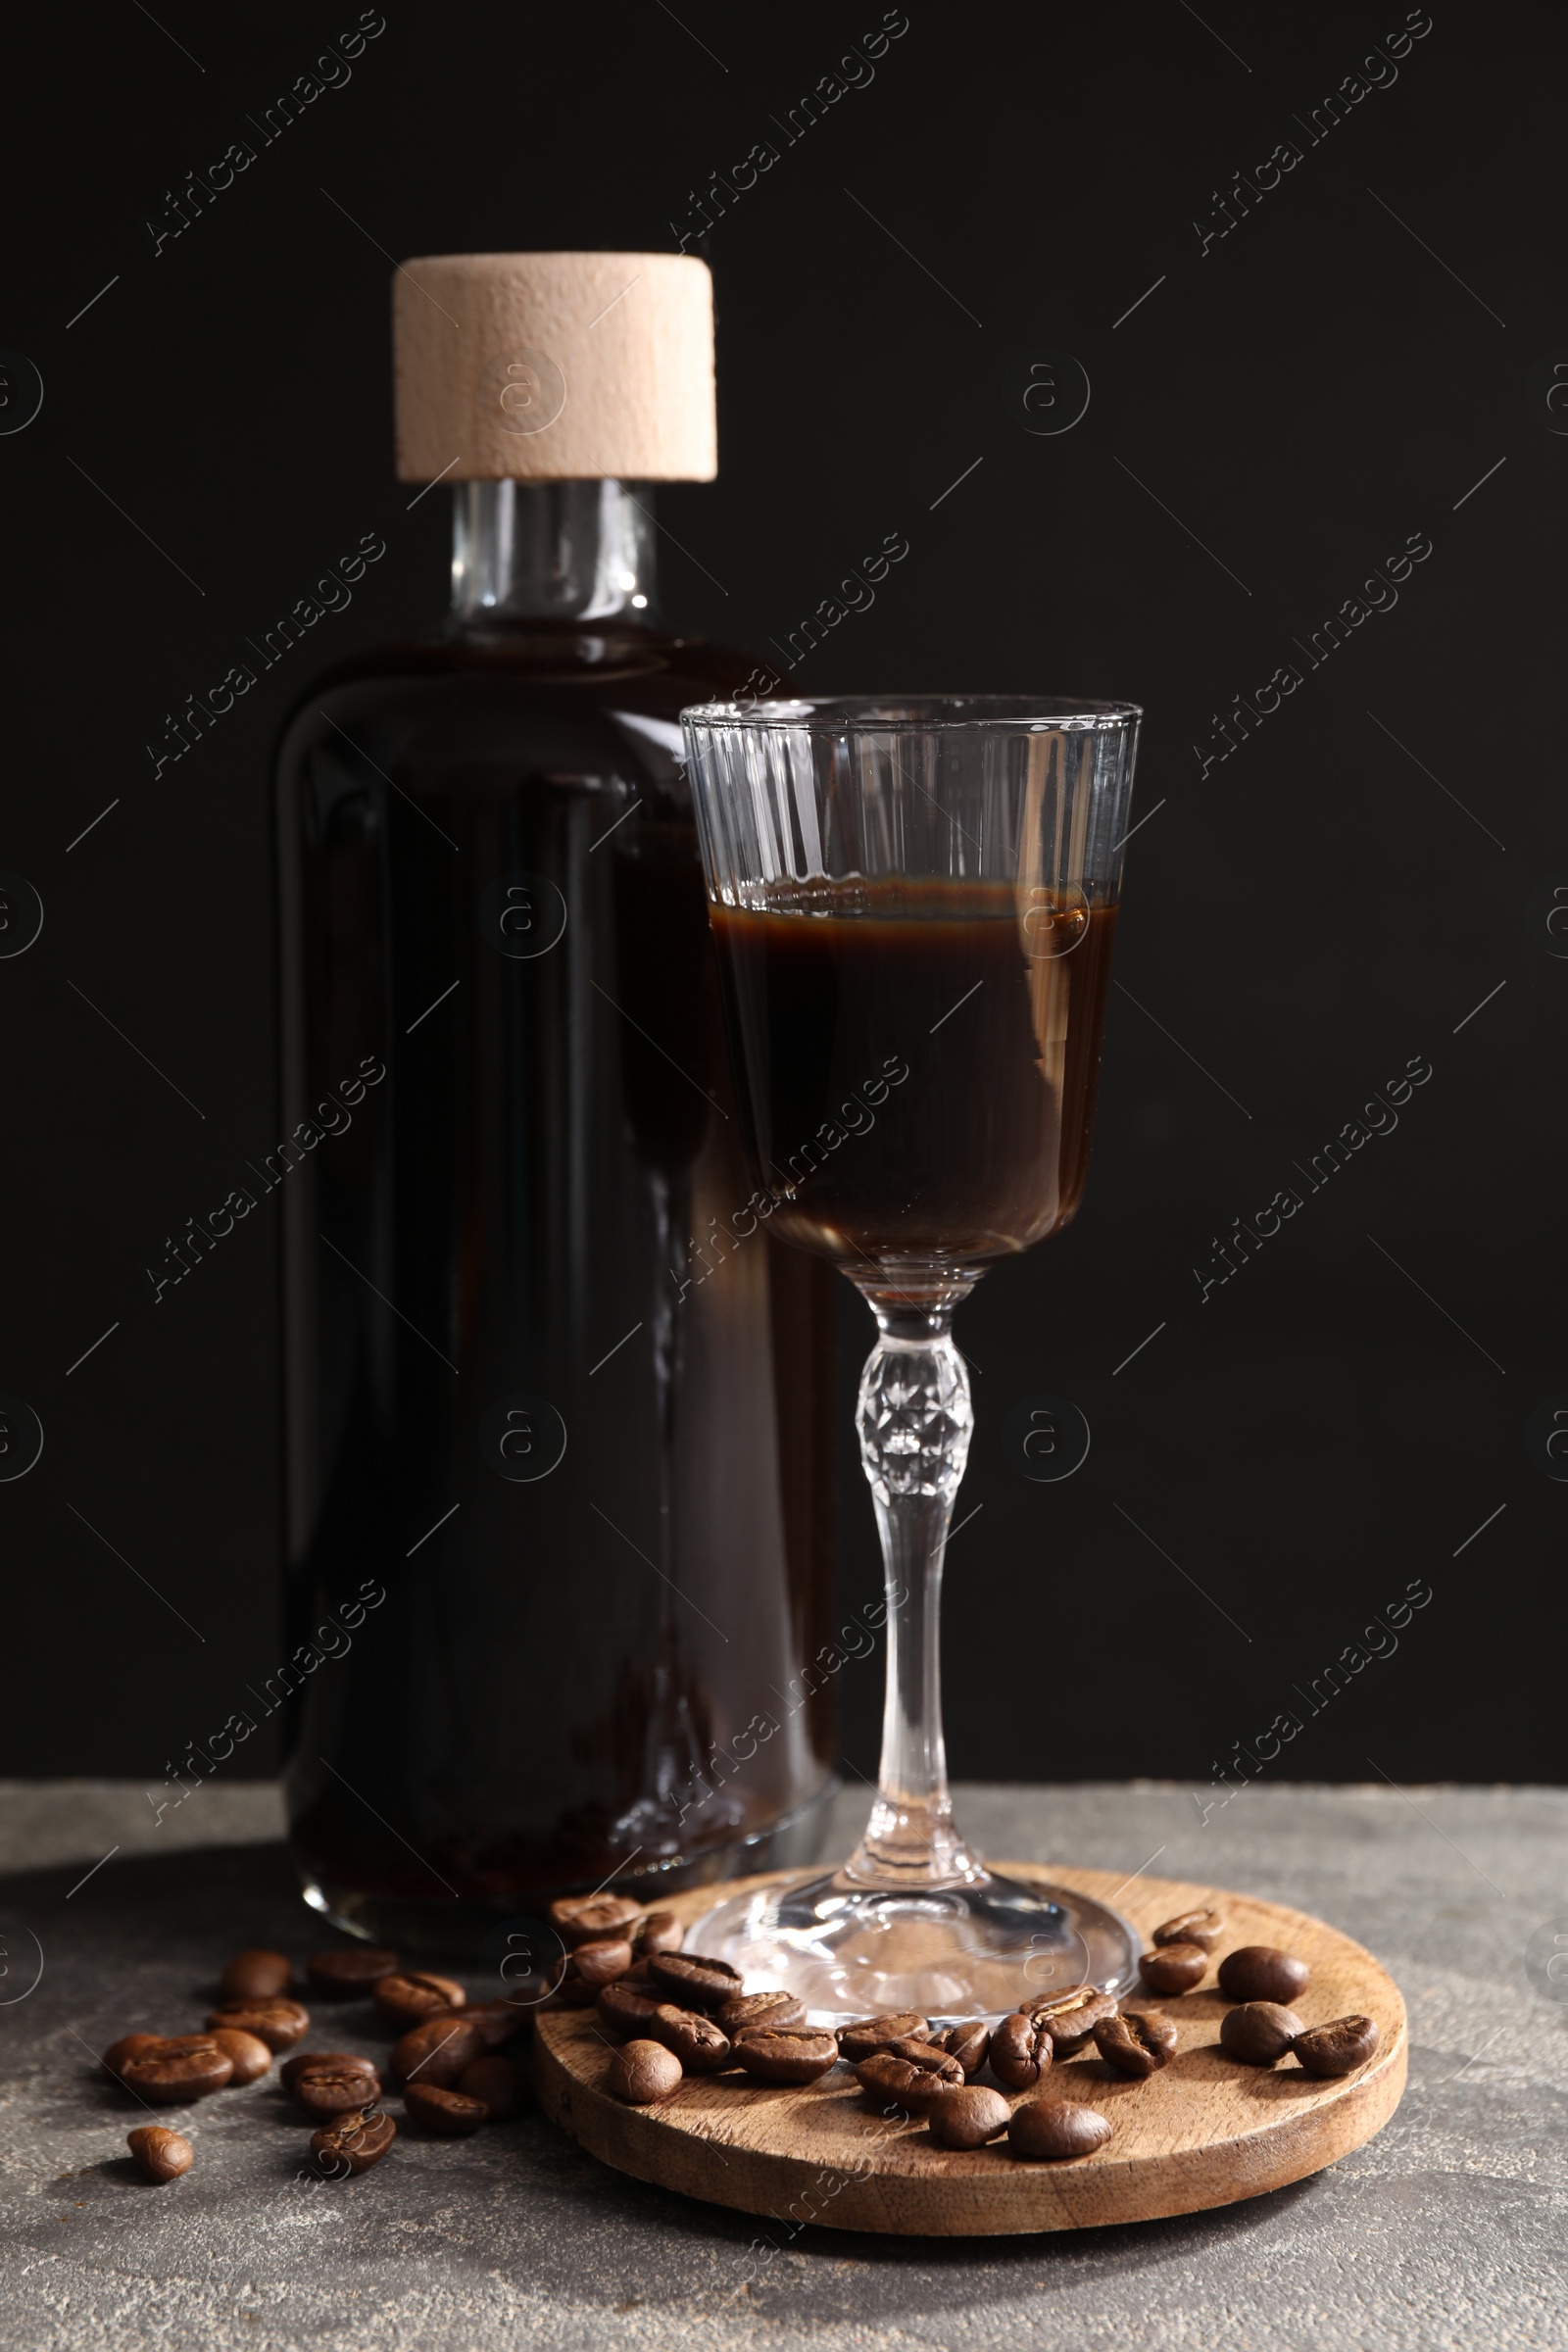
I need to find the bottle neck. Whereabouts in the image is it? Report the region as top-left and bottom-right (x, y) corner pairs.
(450, 479), (660, 629)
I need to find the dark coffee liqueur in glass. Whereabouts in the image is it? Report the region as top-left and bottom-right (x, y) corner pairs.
(710, 882), (1116, 1270)
(681, 697), (1142, 2018)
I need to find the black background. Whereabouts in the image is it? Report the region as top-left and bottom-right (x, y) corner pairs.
(3, 0), (1563, 1794)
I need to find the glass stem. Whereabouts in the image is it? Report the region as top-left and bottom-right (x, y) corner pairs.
(845, 1298), (986, 1889)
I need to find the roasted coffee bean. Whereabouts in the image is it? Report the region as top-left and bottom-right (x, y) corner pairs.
(1138, 1942), (1209, 1995)
(632, 1910), (685, 1957)
(281, 2048), (364, 2093)
(308, 1946), (399, 1997)
(856, 2040), (963, 2111)
(209, 2028), (273, 2084)
(103, 2034), (164, 2082)
(608, 2038), (683, 2104)
(205, 1997), (310, 2052)
(552, 1960), (598, 2008)
(548, 1893), (644, 1948)
(1154, 1907), (1225, 1952)
(1217, 1946), (1310, 2005)
(935, 2021), (992, 2081)
(597, 1982), (663, 2039)
(717, 1990), (806, 2035)
(619, 1958), (654, 1987)
(219, 1949), (293, 2000)
(372, 1973), (466, 2030)
(293, 2060), (384, 2120)
(884, 2034), (960, 2077)
(1008, 2099), (1113, 2162)
(733, 2028), (838, 2085)
(1094, 2010), (1178, 2078)
(648, 2005), (732, 2076)
(390, 2017), (487, 2087)
(571, 1936), (634, 1990)
(311, 2108), (396, 2175)
(122, 2036), (234, 2103)
(404, 2080), (488, 2134)
(836, 2012), (929, 2064)
(989, 2011), (1054, 2091)
(645, 1952), (743, 2012)
(457, 2055), (525, 2118)
(1219, 2001), (1304, 2065)
(1292, 2015), (1381, 2078)
(1022, 1986), (1118, 2055)
(925, 2085), (1011, 2149)
(127, 2126), (193, 2182)
(551, 1939), (633, 2006)
(462, 1999), (527, 2048)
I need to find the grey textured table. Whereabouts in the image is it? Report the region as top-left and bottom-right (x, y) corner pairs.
(2, 1781), (1564, 2351)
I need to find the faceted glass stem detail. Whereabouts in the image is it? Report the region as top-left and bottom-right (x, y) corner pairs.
(845, 1304), (986, 1891)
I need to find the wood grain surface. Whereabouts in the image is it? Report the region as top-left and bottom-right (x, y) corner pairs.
(533, 1863), (1407, 2236)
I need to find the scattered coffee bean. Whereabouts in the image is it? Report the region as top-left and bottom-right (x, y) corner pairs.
(925, 2085), (1011, 2149)
(122, 2036), (234, 2103)
(311, 2108), (396, 2175)
(837, 2012), (929, 2064)
(1219, 2002), (1305, 2067)
(607, 2038), (683, 2104)
(404, 2081), (488, 2135)
(717, 1991), (806, 2035)
(390, 2017), (486, 2087)
(632, 1911), (684, 1956)
(281, 2048), (364, 2093)
(597, 1982), (663, 2039)
(1154, 1908), (1226, 1952)
(1138, 1942), (1209, 1995)
(205, 1998), (310, 2052)
(1008, 2100), (1113, 2162)
(645, 1952), (742, 2012)
(283, 2041), (378, 2097)
(457, 2055), (525, 2118)
(461, 1999), (527, 2049)
(856, 2040), (963, 2111)
(935, 2021), (992, 2081)
(648, 2005), (732, 2076)
(570, 1936), (634, 1991)
(307, 1947), (399, 1998)
(103, 2034), (164, 2082)
(219, 1949), (293, 2001)
(127, 2126), (193, 2182)
(733, 2028), (838, 2086)
(293, 2059), (384, 2120)
(1292, 2015), (1381, 2078)
(1094, 2010), (1178, 2078)
(548, 1893), (644, 1948)
(208, 2028), (273, 2085)
(551, 1960), (598, 2008)
(372, 1974), (466, 2031)
(1217, 1946), (1310, 2005)
(1022, 1986), (1118, 2055)
(989, 2011), (1054, 2091)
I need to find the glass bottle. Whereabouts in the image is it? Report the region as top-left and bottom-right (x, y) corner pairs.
(272, 258), (838, 1952)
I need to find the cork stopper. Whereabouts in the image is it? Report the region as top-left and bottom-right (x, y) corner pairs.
(392, 252), (716, 483)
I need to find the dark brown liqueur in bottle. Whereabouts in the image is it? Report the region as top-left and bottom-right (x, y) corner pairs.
(709, 881), (1117, 1270)
(274, 469), (837, 1950)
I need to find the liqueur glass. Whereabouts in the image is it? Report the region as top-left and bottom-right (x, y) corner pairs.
(679, 695), (1143, 2022)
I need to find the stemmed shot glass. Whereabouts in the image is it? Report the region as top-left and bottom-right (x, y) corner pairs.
(680, 695), (1143, 2023)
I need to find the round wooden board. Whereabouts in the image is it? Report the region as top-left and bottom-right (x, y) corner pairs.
(533, 1863), (1407, 2236)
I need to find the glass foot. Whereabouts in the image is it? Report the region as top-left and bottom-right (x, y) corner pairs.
(688, 1866), (1142, 2025)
